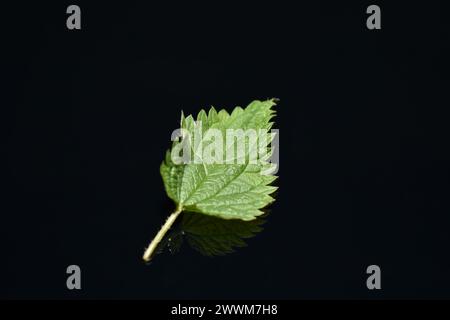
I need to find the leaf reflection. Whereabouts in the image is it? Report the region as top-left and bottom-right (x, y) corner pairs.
(155, 211), (267, 258)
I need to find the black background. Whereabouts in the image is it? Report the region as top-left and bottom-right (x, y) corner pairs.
(2, 1), (450, 299)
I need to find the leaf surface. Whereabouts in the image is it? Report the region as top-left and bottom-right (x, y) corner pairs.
(160, 99), (278, 221)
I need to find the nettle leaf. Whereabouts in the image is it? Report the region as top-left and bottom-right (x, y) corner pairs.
(143, 99), (278, 261)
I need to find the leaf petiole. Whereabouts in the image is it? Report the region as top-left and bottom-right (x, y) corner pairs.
(143, 206), (183, 262)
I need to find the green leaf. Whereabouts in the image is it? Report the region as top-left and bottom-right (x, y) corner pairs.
(143, 99), (278, 261)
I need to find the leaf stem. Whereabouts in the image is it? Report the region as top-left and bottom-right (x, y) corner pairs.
(143, 206), (183, 262)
